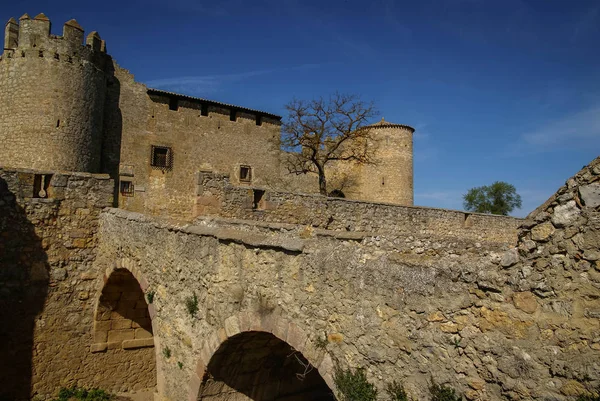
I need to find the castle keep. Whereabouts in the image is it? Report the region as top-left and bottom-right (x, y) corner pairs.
(1, 13), (599, 401)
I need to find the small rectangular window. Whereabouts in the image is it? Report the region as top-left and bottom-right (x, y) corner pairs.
(151, 146), (173, 170)
(169, 98), (179, 111)
(256, 115), (262, 126)
(120, 180), (134, 196)
(239, 165), (252, 182)
(201, 104), (209, 116)
(230, 109), (237, 122)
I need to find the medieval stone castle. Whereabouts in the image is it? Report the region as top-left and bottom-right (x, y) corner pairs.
(1, 14), (599, 401)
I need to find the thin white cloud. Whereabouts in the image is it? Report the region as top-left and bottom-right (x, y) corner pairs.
(513, 105), (600, 154)
(145, 64), (321, 95)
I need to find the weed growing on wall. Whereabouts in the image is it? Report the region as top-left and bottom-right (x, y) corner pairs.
(334, 366), (377, 401)
(53, 387), (113, 401)
(315, 332), (328, 350)
(429, 381), (463, 401)
(163, 346), (171, 359)
(185, 292), (199, 318)
(146, 290), (155, 304)
(386, 381), (409, 401)
(178, 361), (183, 369)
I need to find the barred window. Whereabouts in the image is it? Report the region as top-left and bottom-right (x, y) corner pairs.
(151, 146), (173, 170)
(120, 180), (134, 196)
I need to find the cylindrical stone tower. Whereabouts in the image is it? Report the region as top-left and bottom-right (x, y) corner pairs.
(0, 13), (111, 172)
(355, 118), (414, 205)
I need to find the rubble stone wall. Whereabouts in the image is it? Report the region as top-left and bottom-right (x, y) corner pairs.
(0, 168), (155, 401)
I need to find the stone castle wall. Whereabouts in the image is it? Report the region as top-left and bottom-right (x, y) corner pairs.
(0, 168), (155, 400)
(0, 15), (111, 173)
(93, 157), (599, 401)
(195, 171), (520, 245)
(112, 66), (283, 219)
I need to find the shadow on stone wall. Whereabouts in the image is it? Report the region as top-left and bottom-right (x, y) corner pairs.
(0, 177), (49, 401)
(101, 59), (123, 207)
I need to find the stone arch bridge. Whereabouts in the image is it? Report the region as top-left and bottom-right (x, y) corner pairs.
(0, 158), (599, 401)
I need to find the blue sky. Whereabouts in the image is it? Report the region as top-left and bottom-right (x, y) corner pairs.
(5, 0), (599, 216)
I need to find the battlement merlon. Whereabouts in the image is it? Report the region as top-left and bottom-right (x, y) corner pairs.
(3, 13), (106, 55)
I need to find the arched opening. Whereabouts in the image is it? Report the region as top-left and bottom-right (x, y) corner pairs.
(198, 331), (334, 401)
(92, 268), (156, 396)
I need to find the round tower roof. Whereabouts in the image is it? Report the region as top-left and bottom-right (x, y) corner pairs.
(364, 117), (415, 132)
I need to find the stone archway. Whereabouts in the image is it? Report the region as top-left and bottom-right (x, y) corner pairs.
(189, 314), (335, 401)
(91, 266), (157, 395)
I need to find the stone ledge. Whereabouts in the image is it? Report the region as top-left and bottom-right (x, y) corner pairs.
(123, 338), (154, 349)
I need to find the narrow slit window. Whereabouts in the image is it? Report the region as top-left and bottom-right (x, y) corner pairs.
(230, 109), (237, 122)
(150, 146), (173, 170)
(256, 115), (262, 126)
(169, 98), (179, 111)
(239, 165), (252, 182)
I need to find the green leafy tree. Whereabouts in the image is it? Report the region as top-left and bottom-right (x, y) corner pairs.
(462, 181), (522, 216)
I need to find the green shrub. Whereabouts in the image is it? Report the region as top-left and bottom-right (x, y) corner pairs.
(163, 346), (171, 359)
(53, 387), (113, 401)
(386, 381), (409, 401)
(185, 292), (199, 318)
(429, 382), (462, 401)
(334, 366), (377, 401)
(146, 290), (155, 304)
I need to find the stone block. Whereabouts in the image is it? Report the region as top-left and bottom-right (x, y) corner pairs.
(122, 338), (154, 349)
(94, 320), (111, 332)
(107, 328), (135, 342)
(90, 343), (107, 353)
(286, 322), (308, 352)
(94, 330), (108, 343)
(513, 291), (538, 314)
(107, 341), (122, 350)
(224, 315), (241, 337)
(111, 319), (132, 330)
(531, 222), (555, 241)
(135, 327), (153, 339)
(110, 311), (126, 320)
(580, 183), (600, 207)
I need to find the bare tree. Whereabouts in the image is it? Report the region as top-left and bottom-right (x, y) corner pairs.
(281, 93), (377, 195)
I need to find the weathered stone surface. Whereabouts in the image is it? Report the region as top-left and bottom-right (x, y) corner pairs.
(580, 183), (600, 208)
(531, 221), (555, 241)
(551, 200), (581, 227)
(513, 291), (537, 314)
(500, 248), (519, 267)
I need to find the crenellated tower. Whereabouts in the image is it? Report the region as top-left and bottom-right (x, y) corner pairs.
(0, 13), (112, 172)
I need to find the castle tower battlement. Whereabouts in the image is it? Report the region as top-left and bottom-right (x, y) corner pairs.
(0, 13), (112, 173)
(3, 14), (107, 68)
